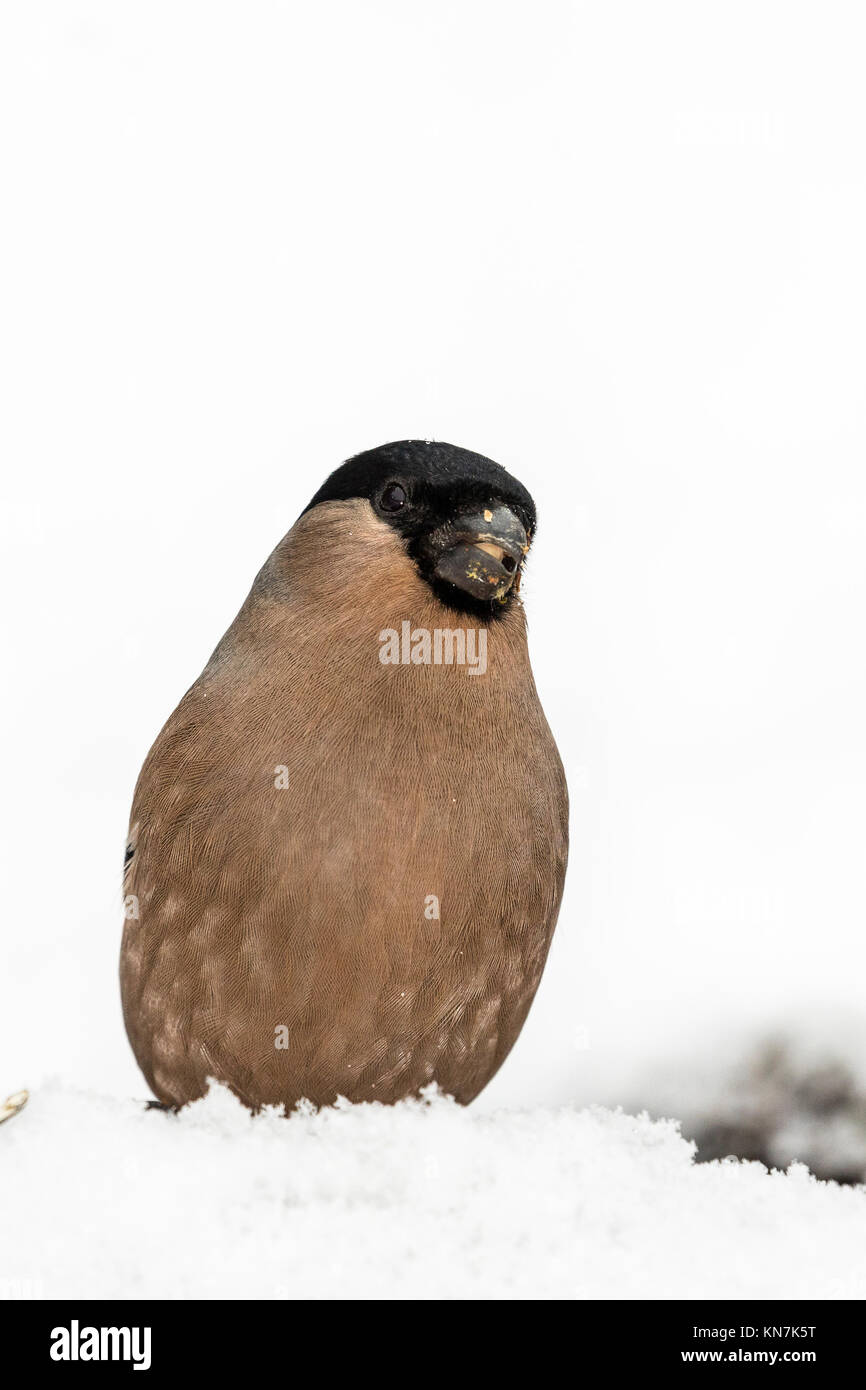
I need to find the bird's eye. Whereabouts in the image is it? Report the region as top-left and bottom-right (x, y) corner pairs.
(379, 482), (407, 512)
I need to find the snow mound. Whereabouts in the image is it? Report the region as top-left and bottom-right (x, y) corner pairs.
(2, 1081), (865, 1300)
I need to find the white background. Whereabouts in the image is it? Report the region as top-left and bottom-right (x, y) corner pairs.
(1, 2), (864, 1112)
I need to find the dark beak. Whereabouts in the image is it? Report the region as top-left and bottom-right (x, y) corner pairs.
(431, 505), (528, 602)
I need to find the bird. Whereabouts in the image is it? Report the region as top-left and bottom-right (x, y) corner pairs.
(121, 440), (568, 1111)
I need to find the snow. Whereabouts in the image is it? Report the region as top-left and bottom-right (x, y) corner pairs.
(2, 1081), (865, 1301)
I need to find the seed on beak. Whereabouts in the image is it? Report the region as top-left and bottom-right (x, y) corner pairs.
(474, 541), (517, 574)
(475, 541), (506, 563)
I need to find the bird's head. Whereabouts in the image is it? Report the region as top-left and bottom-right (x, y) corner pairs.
(303, 440), (536, 619)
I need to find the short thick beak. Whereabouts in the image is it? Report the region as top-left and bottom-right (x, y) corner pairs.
(432, 505), (528, 602)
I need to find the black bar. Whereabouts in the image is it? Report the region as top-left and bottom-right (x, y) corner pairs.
(2, 1299), (861, 1372)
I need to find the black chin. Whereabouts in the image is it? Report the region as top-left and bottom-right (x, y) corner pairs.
(425, 574), (515, 620)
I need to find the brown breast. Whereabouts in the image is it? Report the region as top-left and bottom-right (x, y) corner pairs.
(121, 500), (568, 1109)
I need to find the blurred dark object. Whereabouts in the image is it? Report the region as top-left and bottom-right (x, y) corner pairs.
(645, 1036), (866, 1185)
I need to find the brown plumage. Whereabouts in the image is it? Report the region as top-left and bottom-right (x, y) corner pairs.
(121, 441), (568, 1110)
